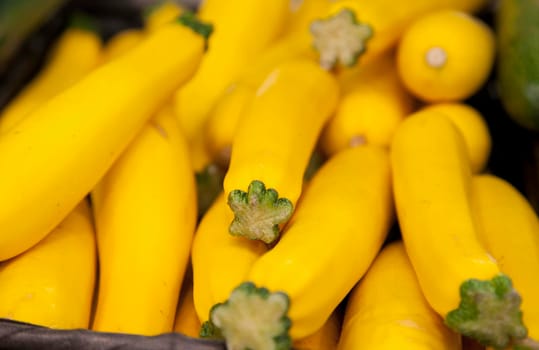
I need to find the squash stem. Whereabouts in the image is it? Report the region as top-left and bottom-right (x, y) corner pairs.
(445, 274), (532, 349)
(201, 282), (292, 350)
(177, 11), (213, 41)
(227, 180), (293, 244)
(310, 9), (373, 70)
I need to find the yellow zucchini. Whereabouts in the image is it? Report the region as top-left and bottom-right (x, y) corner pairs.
(204, 83), (255, 166)
(101, 29), (144, 62)
(192, 194), (268, 324)
(223, 58), (339, 243)
(293, 310), (342, 350)
(390, 110), (529, 348)
(421, 103), (491, 173)
(173, 273), (202, 338)
(471, 174), (539, 343)
(0, 21), (102, 133)
(174, 0), (289, 146)
(91, 104), (197, 335)
(396, 10), (495, 102)
(320, 53), (414, 156)
(202, 1), (332, 165)
(203, 145), (393, 349)
(338, 241), (462, 350)
(310, 0), (488, 71)
(143, 0), (184, 32)
(0, 16), (209, 262)
(0, 200), (95, 329)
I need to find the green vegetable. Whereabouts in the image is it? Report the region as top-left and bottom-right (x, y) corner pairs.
(496, 0), (539, 130)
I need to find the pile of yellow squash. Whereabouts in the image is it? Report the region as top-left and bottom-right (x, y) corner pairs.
(0, 1), (537, 350)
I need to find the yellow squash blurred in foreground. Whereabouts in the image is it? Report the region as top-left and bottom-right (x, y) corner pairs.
(0, 16), (209, 261)
(338, 241), (461, 350)
(91, 105), (197, 336)
(0, 201), (96, 329)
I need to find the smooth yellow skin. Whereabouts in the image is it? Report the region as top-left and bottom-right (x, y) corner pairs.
(173, 276), (202, 338)
(321, 54), (415, 156)
(174, 0), (289, 144)
(91, 104), (197, 335)
(422, 103), (491, 173)
(223, 58), (339, 208)
(101, 29), (144, 62)
(293, 311), (342, 350)
(390, 110), (500, 317)
(325, 0), (488, 77)
(471, 174), (539, 340)
(0, 27), (102, 133)
(248, 145), (393, 339)
(191, 194), (268, 323)
(204, 83), (255, 166)
(397, 10), (495, 102)
(338, 241), (462, 350)
(0, 22), (205, 262)
(0, 201), (96, 329)
(144, 1), (184, 33)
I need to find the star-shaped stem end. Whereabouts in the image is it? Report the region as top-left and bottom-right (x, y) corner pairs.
(445, 274), (529, 349)
(310, 8), (373, 70)
(227, 180), (293, 244)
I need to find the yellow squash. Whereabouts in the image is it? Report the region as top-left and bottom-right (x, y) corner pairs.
(320, 53), (414, 156)
(101, 29), (144, 62)
(91, 104), (197, 335)
(293, 310), (342, 350)
(174, 273), (202, 338)
(204, 83), (255, 166)
(223, 58), (339, 243)
(421, 103), (491, 173)
(0, 17), (209, 261)
(143, 0), (184, 32)
(0, 23), (102, 133)
(338, 241), (462, 350)
(396, 10), (495, 102)
(471, 174), (539, 341)
(0, 200), (95, 329)
(310, 0), (488, 71)
(174, 0), (289, 146)
(191, 194), (268, 324)
(203, 145), (393, 350)
(202, 0), (332, 165)
(390, 110), (529, 348)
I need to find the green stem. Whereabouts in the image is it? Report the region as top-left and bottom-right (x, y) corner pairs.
(177, 11), (213, 41)
(445, 274), (530, 349)
(227, 180), (293, 244)
(201, 282), (292, 350)
(310, 8), (373, 70)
